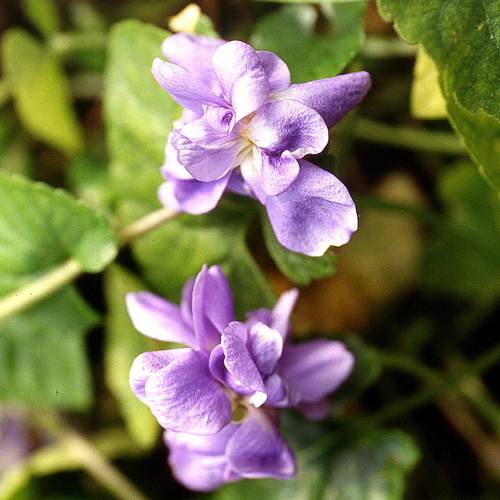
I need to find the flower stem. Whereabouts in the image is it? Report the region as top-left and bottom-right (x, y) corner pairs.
(118, 206), (177, 246)
(49, 32), (107, 57)
(355, 195), (441, 225)
(353, 117), (466, 154)
(35, 411), (148, 500)
(0, 207), (177, 323)
(0, 79), (9, 107)
(361, 36), (417, 58)
(367, 343), (500, 425)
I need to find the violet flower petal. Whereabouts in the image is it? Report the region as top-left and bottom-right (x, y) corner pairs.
(129, 349), (190, 402)
(171, 130), (242, 182)
(226, 410), (296, 479)
(248, 100), (328, 158)
(168, 450), (228, 492)
(165, 426), (238, 492)
(208, 344), (253, 396)
(126, 292), (197, 347)
(212, 41), (270, 121)
(192, 265), (235, 351)
(260, 152), (300, 197)
(271, 288), (299, 339)
(265, 160), (358, 256)
(162, 134), (193, 181)
(161, 33), (224, 94)
(222, 323), (266, 402)
(264, 373), (300, 408)
(144, 349), (232, 434)
(180, 277), (195, 327)
(0, 408), (30, 473)
(152, 58), (225, 112)
(279, 340), (354, 404)
(273, 71), (371, 127)
(257, 51), (291, 93)
(247, 322), (283, 375)
(158, 171), (230, 215)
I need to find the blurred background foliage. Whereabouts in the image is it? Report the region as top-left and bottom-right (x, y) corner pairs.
(0, 0), (499, 498)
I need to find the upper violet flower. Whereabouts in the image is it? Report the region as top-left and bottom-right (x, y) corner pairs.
(152, 33), (371, 256)
(128, 265), (354, 491)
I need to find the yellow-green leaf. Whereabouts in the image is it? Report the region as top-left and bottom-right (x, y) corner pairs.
(104, 265), (159, 449)
(2, 29), (83, 155)
(410, 46), (447, 120)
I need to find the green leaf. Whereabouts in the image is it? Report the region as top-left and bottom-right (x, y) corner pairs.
(377, 0), (499, 119)
(0, 110), (33, 177)
(250, 2), (366, 83)
(0, 172), (117, 294)
(323, 431), (420, 499)
(446, 94), (500, 191)
(21, 0), (60, 37)
(121, 200), (275, 317)
(1, 29), (83, 155)
(376, 0), (500, 190)
(0, 287), (97, 409)
(422, 163), (500, 299)
(262, 215), (336, 285)
(104, 20), (180, 204)
(214, 429), (419, 500)
(67, 152), (114, 211)
(104, 265), (159, 449)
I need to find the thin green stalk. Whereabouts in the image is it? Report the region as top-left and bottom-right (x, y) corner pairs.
(361, 36), (418, 58)
(366, 344), (500, 425)
(71, 72), (103, 99)
(355, 195), (441, 225)
(34, 412), (147, 500)
(49, 32), (107, 57)
(354, 118), (466, 154)
(0, 206), (177, 323)
(376, 350), (441, 384)
(0, 79), (9, 107)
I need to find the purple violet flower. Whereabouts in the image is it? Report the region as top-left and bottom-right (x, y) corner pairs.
(0, 407), (30, 474)
(152, 33), (371, 257)
(128, 265), (354, 491)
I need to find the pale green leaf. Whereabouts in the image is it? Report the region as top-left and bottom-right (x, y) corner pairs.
(2, 30), (83, 155)
(250, 2), (366, 83)
(422, 163), (500, 299)
(377, 0), (500, 190)
(262, 214), (336, 285)
(0, 287), (97, 409)
(446, 93), (500, 191)
(104, 20), (180, 203)
(324, 431), (420, 500)
(104, 265), (159, 449)
(67, 152), (113, 211)
(0, 172), (117, 294)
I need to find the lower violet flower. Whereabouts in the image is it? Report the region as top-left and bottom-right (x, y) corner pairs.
(152, 33), (371, 257)
(128, 265), (354, 491)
